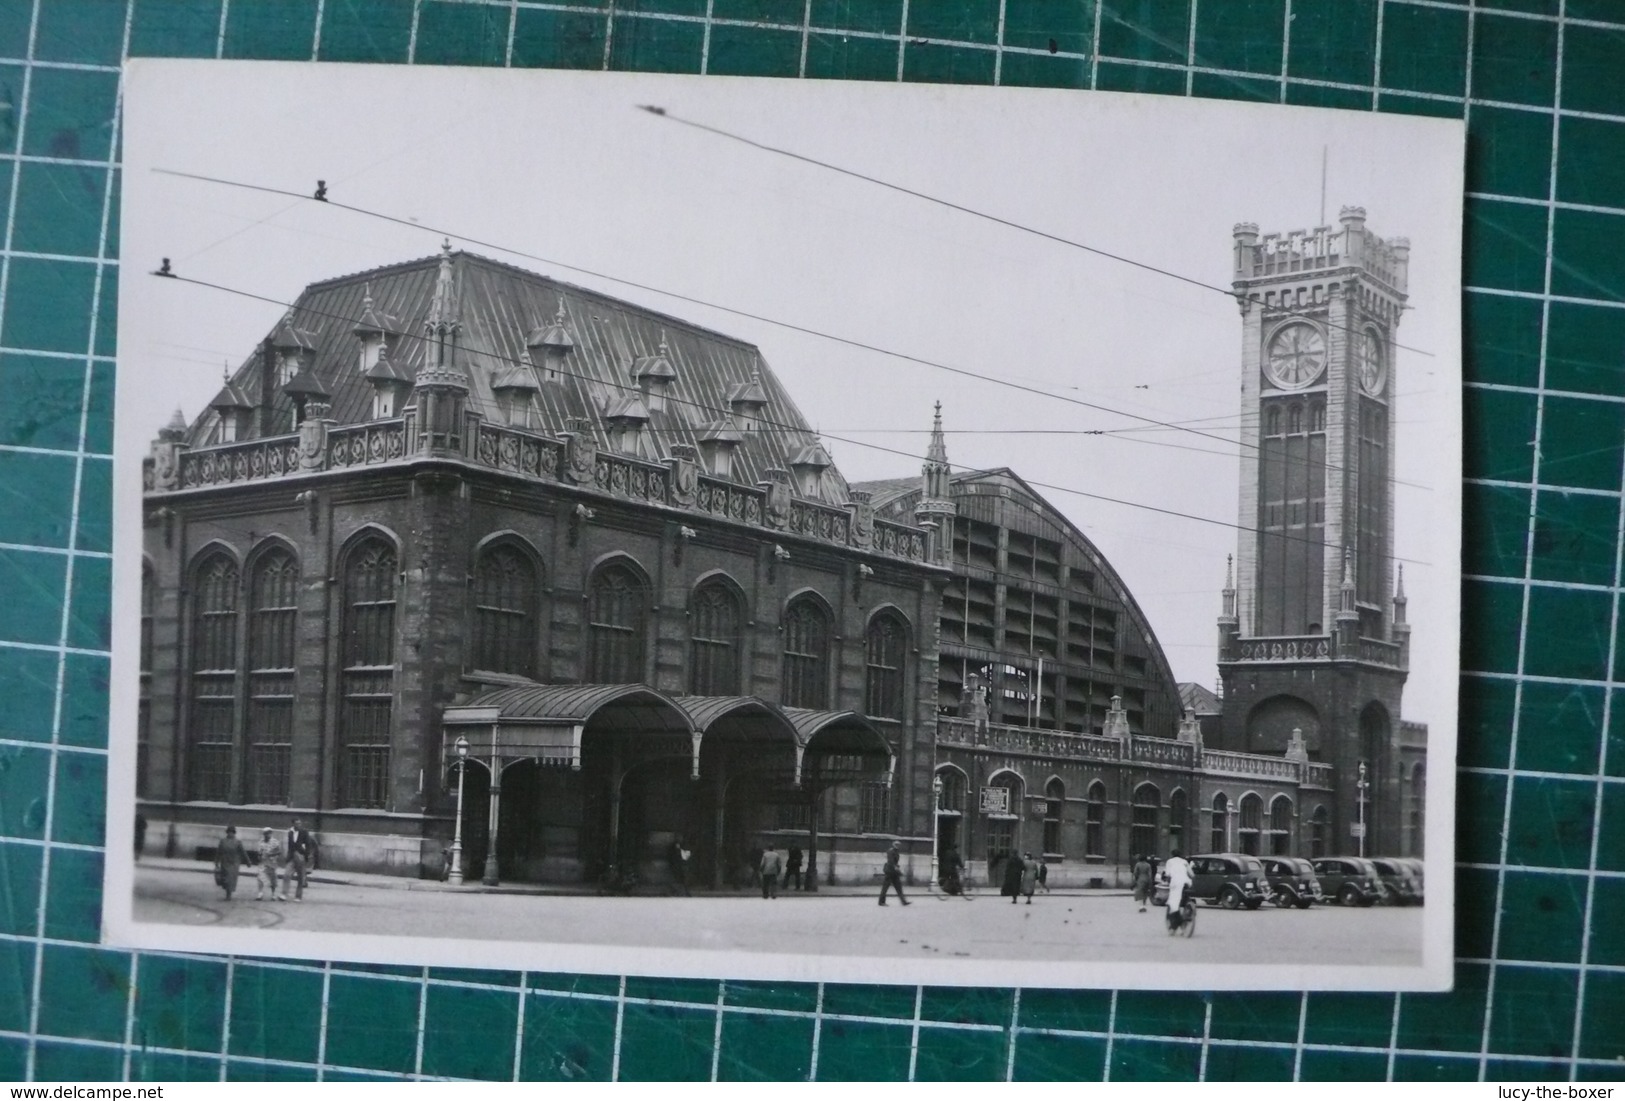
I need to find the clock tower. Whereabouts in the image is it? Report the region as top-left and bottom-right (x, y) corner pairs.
(1216, 207), (1421, 857)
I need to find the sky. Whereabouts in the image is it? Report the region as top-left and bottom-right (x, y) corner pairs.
(117, 61), (1463, 737)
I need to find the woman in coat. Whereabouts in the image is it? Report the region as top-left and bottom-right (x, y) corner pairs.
(1132, 854), (1153, 912)
(1000, 852), (1025, 904)
(214, 825), (247, 901)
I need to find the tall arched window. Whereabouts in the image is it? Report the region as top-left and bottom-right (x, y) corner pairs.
(936, 766), (966, 814)
(1265, 406), (1281, 436)
(689, 580), (742, 696)
(188, 553), (239, 801)
(474, 544), (537, 676)
(865, 612), (907, 719)
(1269, 795), (1294, 855)
(1288, 404), (1303, 433)
(1131, 783), (1160, 859)
(138, 564), (154, 799)
(1211, 792), (1229, 852)
(1409, 762), (1426, 856)
(1238, 793), (1263, 855)
(247, 549), (298, 805)
(781, 597), (830, 709)
(1043, 778), (1065, 856)
(1310, 805), (1330, 858)
(1168, 789), (1188, 853)
(986, 771), (1023, 869)
(1084, 780), (1106, 859)
(587, 562), (647, 683)
(340, 539), (396, 809)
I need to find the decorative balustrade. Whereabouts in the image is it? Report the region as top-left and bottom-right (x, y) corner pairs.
(1358, 637), (1404, 667)
(789, 499), (851, 546)
(872, 518), (927, 562)
(178, 434), (302, 488)
(328, 421), (407, 469)
(694, 475), (765, 525)
(939, 717), (1336, 789)
(1200, 749), (1300, 780)
(592, 452), (668, 504)
(473, 423), (563, 479)
(154, 416), (937, 564)
(1233, 635), (1331, 663)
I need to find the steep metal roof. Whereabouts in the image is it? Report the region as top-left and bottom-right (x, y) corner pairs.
(193, 251), (850, 496)
(780, 707), (892, 757)
(452, 683), (692, 732)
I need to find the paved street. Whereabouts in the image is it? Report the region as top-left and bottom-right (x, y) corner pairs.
(132, 862), (1423, 968)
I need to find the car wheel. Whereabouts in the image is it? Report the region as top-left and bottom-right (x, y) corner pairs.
(1221, 887), (1242, 910)
(1272, 887), (1296, 908)
(1295, 898), (1314, 909)
(1360, 893), (1377, 907)
(1244, 898), (1263, 910)
(1338, 884), (1359, 906)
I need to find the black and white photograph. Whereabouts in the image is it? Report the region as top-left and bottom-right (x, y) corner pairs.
(107, 61), (1462, 990)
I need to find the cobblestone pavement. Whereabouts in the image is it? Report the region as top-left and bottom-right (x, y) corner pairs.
(132, 861), (1423, 969)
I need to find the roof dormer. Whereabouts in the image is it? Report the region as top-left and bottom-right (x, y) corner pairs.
(727, 366), (768, 433)
(365, 346), (414, 419)
(603, 393), (651, 456)
(525, 298), (574, 384)
(282, 368), (331, 428)
(271, 318), (315, 387)
(787, 438), (833, 498)
(208, 374), (255, 443)
(491, 365), (541, 429)
(697, 414), (742, 480)
(350, 284), (394, 374)
(632, 331), (677, 412)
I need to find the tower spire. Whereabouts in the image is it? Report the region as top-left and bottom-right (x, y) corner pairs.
(915, 401), (956, 565)
(418, 241), (466, 387)
(1222, 553), (1236, 619)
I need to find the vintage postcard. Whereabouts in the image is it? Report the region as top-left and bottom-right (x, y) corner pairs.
(106, 61), (1462, 990)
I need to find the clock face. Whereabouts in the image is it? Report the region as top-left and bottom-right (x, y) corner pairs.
(1264, 323), (1326, 389)
(1357, 328), (1387, 394)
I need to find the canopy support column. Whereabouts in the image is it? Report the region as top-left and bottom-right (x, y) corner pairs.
(481, 735), (502, 886)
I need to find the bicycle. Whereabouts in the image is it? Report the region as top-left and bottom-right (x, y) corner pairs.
(932, 869), (977, 900)
(1166, 895), (1196, 937)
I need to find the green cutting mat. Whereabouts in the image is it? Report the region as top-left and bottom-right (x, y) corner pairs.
(1, 0), (1621, 1082)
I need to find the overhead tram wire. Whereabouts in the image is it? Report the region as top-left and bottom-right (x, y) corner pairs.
(148, 167), (1412, 488)
(636, 106), (1436, 362)
(148, 266), (1430, 570)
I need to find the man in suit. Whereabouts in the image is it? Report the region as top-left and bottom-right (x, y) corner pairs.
(282, 818), (317, 902)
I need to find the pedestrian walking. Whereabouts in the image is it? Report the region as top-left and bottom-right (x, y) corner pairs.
(878, 840), (910, 906)
(1000, 852), (1025, 904)
(1132, 854), (1153, 912)
(255, 827), (284, 901)
(213, 825), (246, 901)
(784, 844), (803, 891)
(667, 835), (692, 896)
(759, 843), (784, 899)
(1019, 851), (1039, 904)
(283, 819), (317, 902)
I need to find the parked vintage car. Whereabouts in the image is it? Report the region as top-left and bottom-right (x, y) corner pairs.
(1153, 853), (1272, 910)
(1369, 857), (1423, 905)
(1310, 856), (1384, 906)
(1400, 857), (1425, 905)
(1260, 856), (1324, 908)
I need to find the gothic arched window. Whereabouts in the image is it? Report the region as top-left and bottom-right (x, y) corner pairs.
(1265, 406), (1281, 436)
(864, 611), (907, 719)
(247, 548), (298, 805)
(1168, 788), (1188, 853)
(587, 562), (647, 683)
(1288, 404), (1303, 434)
(781, 597), (830, 709)
(1238, 793), (1264, 855)
(1084, 780), (1106, 858)
(689, 580), (742, 696)
(139, 564), (154, 799)
(936, 766), (966, 814)
(1269, 795), (1294, 855)
(474, 544), (538, 676)
(188, 552), (239, 802)
(340, 538), (397, 809)
(1131, 783), (1160, 859)
(1043, 778), (1065, 856)
(1211, 792), (1229, 853)
(1311, 401), (1326, 432)
(1310, 805), (1330, 858)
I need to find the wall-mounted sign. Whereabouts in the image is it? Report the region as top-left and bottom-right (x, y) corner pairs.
(979, 786), (1010, 815)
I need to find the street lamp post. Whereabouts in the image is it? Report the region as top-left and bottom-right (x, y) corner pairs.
(931, 776), (943, 892)
(449, 736), (469, 886)
(1356, 761), (1369, 859)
